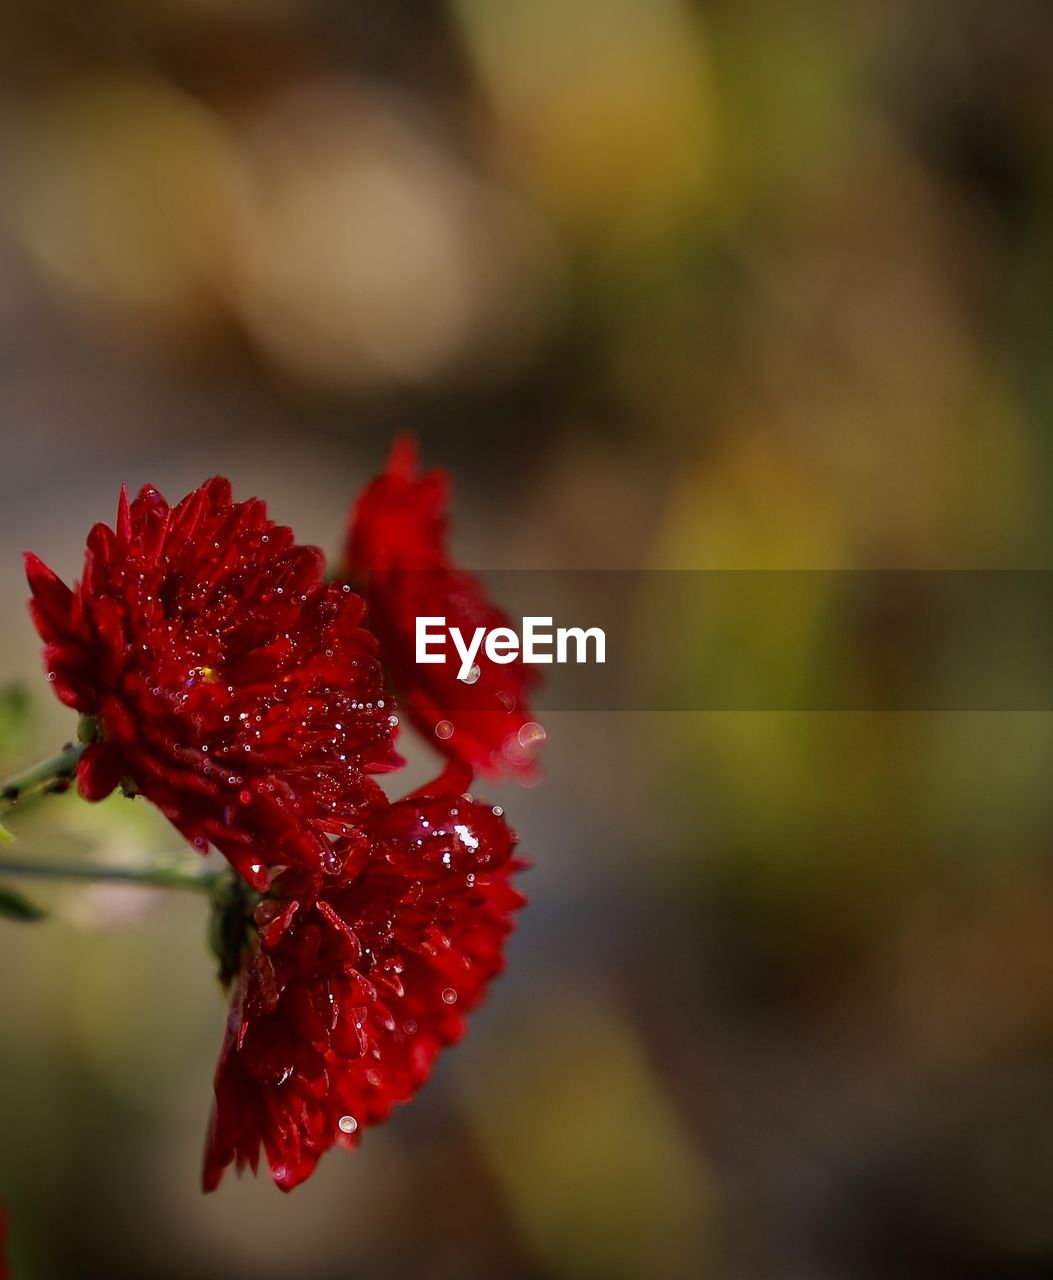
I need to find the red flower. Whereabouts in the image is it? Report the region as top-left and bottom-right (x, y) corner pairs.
(0, 1206), (9, 1280)
(203, 772), (524, 1191)
(26, 480), (401, 889)
(344, 437), (544, 779)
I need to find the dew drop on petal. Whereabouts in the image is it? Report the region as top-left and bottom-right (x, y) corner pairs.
(454, 823), (479, 850)
(435, 720), (454, 740)
(338, 1115), (358, 1134)
(441, 988), (458, 1004)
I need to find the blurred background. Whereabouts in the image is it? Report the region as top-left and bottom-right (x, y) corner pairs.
(3, 1), (1053, 1276)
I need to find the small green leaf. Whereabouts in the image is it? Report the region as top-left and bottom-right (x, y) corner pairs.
(0, 821), (13, 845)
(0, 881), (47, 922)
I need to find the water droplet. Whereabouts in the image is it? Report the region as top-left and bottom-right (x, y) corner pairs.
(460, 664), (481, 685)
(441, 988), (457, 1004)
(454, 823), (479, 850)
(435, 720), (454, 740)
(338, 1115), (358, 1134)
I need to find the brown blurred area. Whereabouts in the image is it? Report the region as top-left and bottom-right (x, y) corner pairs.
(3, 1), (1053, 1277)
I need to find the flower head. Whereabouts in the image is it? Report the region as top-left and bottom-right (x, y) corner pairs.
(203, 773), (523, 1191)
(26, 480), (401, 888)
(345, 436), (544, 778)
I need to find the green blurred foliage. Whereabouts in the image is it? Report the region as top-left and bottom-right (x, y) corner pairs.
(0, 685), (30, 763)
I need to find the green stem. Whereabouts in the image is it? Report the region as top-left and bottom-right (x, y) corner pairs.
(0, 742), (86, 812)
(0, 858), (218, 894)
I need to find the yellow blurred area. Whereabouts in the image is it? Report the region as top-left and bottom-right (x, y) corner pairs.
(464, 992), (712, 1280)
(1, 69), (565, 383)
(230, 83), (565, 387)
(454, 0), (718, 243)
(2, 75), (241, 345)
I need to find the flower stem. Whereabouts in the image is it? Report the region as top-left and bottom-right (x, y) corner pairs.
(0, 858), (218, 894)
(0, 742), (85, 813)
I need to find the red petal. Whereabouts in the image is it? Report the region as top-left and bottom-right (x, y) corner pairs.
(77, 742), (125, 802)
(386, 432), (420, 480)
(24, 552), (74, 641)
